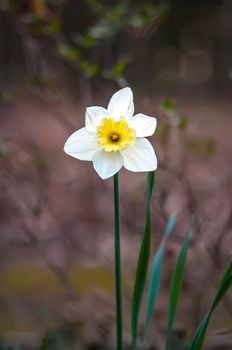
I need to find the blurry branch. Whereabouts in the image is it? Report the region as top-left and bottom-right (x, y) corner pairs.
(0, 0), (169, 101)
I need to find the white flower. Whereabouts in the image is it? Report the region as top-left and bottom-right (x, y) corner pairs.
(64, 87), (158, 179)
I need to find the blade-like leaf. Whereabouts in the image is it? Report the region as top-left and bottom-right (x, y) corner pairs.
(143, 214), (177, 347)
(165, 227), (191, 350)
(131, 171), (155, 350)
(189, 259), (232, 350)
(163, 214), (177, 239)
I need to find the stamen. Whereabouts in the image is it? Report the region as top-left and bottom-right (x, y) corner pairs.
(110, 133), (120, 142)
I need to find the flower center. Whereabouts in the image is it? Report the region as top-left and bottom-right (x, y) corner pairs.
(97, 117), (135, 152)
(110, 132), (120, 142)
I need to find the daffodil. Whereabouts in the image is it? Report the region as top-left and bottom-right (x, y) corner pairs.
(64, 87), (157, 179)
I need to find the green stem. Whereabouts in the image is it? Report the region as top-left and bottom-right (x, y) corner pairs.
(114, 173), (123, 350)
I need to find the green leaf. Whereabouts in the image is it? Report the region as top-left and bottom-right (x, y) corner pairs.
(178, 115), (188, 129)
(165, 226), (191, 350)
(113, 61), (126, 76)
(130, 15), (145, 29)
(163, 214), (177, 239)
(57, 44), (79, 60)
(161, 98), (174, 112)
(143, 214), (176, 347)
(74, 33), (95, 48)
(131, 171), (155, 350)
(47, 18), (61, 33)
(189, 259), (232, 350)
(80, 61), (100, 77)
(103, 60), (126, 81)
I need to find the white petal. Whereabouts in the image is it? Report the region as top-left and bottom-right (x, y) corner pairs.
(64, 127), (99, 161)
(93, 151), (123, 179)
(85, 106), (109, 133)
(107, 87), (134, 120)
(128, 114), (157, 137)
(122, 138), (157, 172)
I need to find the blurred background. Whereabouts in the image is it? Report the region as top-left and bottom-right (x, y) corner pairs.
(0, 0), (232, 349)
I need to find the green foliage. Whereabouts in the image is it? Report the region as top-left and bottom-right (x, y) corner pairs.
(189, 259), (232, 350)
(74, 33), (95, 48)
(178, 115), (189, 129)
(103, 61), (127, 86)
(161, 98), (174, 113)
(74, 2), (130, 48)
(110, 61), (126, 76)
(46, 18), (62, 34)
(130, 1), (167, 29)
(1, 0), (169, 88)
(143, 214), (176, 347)
(161, 98), (189, 128)
(56, 44), (79, 61)
(131, 206), (231, 350)
(131, 171), (155, 350)
(165, 227), (191, 350)
(80, 61), (100, 78)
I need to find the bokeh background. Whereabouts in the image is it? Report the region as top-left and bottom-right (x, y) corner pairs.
(0, 1), (232, 349)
